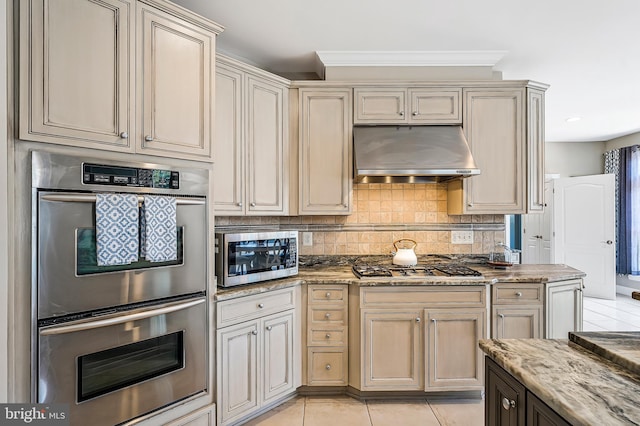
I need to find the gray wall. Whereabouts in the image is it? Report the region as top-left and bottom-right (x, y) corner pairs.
(545, 141), (606, 177)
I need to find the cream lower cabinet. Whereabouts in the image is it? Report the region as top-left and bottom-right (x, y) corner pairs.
(491, 283), (544, 339)
(166, 404), (216, 426)
(19, 0), (221, 160)
(297, 88), (352, 214)
(216, 287), (300, 425)
(546, 280), (583, 339)
(214, 55), (290, 215)
(352, 286), (488, 393)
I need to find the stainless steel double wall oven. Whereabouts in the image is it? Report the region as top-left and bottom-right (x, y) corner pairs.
(32, 151), (210, 425)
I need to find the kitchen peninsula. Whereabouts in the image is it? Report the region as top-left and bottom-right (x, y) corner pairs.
(481, 332), (640, 425)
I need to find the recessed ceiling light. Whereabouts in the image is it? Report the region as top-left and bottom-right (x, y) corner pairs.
(566, 116), (581, 123)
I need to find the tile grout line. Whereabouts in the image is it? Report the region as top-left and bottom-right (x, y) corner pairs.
(426, 399), (445, 426)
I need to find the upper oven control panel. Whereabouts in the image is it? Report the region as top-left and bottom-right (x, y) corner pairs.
(82, 163), (179, 189)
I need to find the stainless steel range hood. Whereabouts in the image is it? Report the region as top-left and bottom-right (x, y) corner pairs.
(353, 126), (480, 183)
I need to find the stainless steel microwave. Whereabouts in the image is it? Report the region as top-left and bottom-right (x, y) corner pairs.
(215, 230), (298, 287)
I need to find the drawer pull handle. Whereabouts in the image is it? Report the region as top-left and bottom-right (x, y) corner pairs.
(515, 292), (522, 297)
(258, 303), (264, 308)
(502, 397), (516, 410)
(325, 292), (331, 298)
(325, 364), (331, 370)
(251, 330), (258, 335)
(325, 333), (331, 338)
(325, 313), (331, 319)
(266, 326), (272, 331)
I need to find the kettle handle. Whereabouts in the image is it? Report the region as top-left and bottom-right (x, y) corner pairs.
(393, 239), (417, 250)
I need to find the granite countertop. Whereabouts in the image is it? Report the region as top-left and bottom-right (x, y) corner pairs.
(480, 336), (640, 425)
(214, 256), (586, 301)
(569, 331), (640, 377)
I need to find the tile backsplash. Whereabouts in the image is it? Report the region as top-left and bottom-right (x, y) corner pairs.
(215, 183), (505, 256)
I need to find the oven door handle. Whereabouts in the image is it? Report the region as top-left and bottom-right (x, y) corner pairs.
(39, 298), (205, 336)
(40, 193), (205, 205)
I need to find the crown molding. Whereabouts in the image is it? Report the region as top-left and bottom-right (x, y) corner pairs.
(315, 51), (508, 67)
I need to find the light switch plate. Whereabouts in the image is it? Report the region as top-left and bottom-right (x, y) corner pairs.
(451, 230), (473, 244)
(302, 232), (313, 246)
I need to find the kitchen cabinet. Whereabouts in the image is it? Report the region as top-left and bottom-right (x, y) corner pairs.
(491, 284), (544, 339)
(19, 0), (221, 161)
(298, 88), (352, 214)
(305, 284), (349, 386)
(351, 286), (487, 393)
(354, 87), (462, 124)
(486, 357), (570, 426)
(216, 287), (300, 425)
(214, 55), (290, 215)
(546, 279), (583, 339)
(527, 88), (546, 213)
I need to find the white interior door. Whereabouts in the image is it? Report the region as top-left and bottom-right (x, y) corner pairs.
(522, 181), (552, 264)
(553, 174), (616, 299)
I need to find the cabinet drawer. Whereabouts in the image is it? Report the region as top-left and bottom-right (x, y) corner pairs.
(361, 286), (487, 308)
(308, 328), (346, 346)
(309, 285), (348, 304)
(307, 348), (348, 386)
(493, 284), (543, 304)
(217, 287), (297, 328)
(308, 306), (347, 326)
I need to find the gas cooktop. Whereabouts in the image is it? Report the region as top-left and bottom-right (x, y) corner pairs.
(352, 264), (483, 278)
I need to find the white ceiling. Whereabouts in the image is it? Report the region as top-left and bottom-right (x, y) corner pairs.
(173, 0), (640, 143)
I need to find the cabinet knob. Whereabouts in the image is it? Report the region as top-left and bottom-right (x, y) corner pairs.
(325, 313), (331, 319)
(266, 326), (272, 331)
(412, 111), (419, 116)
(498, 313), (505, 319)
(119, 131), (128, 139)
(258, 303), (264, 308)
(251, 330), (258, 335)
(144, 135), (153, 142)
(325, 292), (331, 298)
(237, 202), (243, 207)
(415, 318), (421, 323)
(467, 203), (473, 207)
(250, 202), (256, 207)
(325, 364), (331, 370)
(515, 292), (523, 297)
(399, 111), (405, 117)
(325, 333), (331, 339)
(343, 204), (348, 208)
(501, 397), (516, 410)
(431, 318), (437, 323)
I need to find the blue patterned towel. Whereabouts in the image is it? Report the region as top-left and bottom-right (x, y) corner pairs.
(141, 196), (177, 262)
(95, 193), (139, 266)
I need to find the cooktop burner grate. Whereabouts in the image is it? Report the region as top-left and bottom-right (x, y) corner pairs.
(352, 263), (482, 278)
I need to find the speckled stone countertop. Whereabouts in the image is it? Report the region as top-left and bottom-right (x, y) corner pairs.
(570, 331), (640, 377)
(480, 337), (640, 425)
(214, 255), (585, 301)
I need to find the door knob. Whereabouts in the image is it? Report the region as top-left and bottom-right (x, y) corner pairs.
(606, 240), (613, 245)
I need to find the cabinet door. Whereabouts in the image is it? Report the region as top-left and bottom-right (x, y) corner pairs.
(492, 307), (542, 339)
(546, 280), (583, 339)
(408, 89), (462, 124)
(214, 65), (244, 214)
(485, 358), (526, 426)
(299, 89), (352, 214)
(20, 0), (134, 150)
(426, 309), (485, 390)
(138, 3), (214, 160)
(353, 89), (407, 123)
(527, 391), (571, 426)
(246, 77), (287, 214)
(263, 311), (295, 404)
(362, 310), (422, 390)
(455, 88), (526, 214)
(527, 89), (546, 212)
(218, 321), (259, 424)
(307, 348), (348, 386)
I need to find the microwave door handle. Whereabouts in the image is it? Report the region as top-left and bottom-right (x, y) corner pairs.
(39, 298), (205, 336)
(40, 193), (205, 205)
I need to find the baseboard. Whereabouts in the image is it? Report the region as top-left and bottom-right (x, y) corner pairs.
(617, 285), (635, 296)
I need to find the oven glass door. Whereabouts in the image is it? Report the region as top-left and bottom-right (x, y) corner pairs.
(37, 192), (206, 319)
(227, 237), (296, 277)
(38, 297), (206, 425)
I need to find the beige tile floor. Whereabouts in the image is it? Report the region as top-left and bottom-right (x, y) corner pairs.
(244, 395), (484, 426)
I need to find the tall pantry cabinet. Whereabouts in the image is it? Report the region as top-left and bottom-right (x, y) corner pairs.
(19, 0), (222, 161)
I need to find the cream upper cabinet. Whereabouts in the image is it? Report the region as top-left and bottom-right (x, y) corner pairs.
(527, 88), (546, 213)
(136, 2), (215, 160)
(354, 87), (461, 124)
(20, 0), (222, 160)
(448, 88), (526, 214)
(298, 88), (352, 214)
(214, 56), (290, 215)
(19, 0), (135, 150)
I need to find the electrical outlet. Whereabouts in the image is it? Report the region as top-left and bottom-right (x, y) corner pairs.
(302, 232), (313, 246)
(451, 230), (473, 244)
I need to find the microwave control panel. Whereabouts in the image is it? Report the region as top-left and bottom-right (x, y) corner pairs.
(82, 163), (179, 189)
